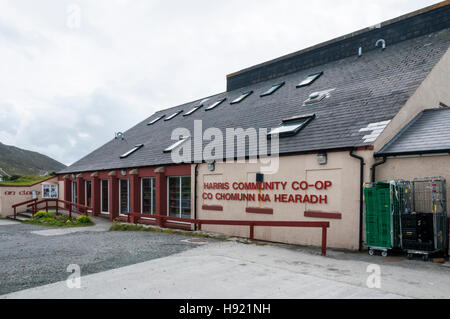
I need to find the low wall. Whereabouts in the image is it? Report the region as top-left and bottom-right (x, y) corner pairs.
(0, 177), (58, 218)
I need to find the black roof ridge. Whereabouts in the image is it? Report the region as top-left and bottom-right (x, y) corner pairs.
(228, 1), (449, 78)
(226, 1), (450, 91)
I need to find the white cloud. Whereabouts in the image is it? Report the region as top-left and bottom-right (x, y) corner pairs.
(0, 0), (440, 165)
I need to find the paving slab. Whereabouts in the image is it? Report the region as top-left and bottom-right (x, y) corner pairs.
(1, 250), (405, 299)
(0, 219), (20, 226)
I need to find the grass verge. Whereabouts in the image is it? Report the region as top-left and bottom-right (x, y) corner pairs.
(109, 222), (229, 241)
(22, 211), (94, 228)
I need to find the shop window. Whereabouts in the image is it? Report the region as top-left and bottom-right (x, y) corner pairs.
(120, 144), (144, 159)
(164, 136), (190, 153)
(119, 179), (129, 216)
(42, 184), (58, 199)
(141, 178), (156, 215)
(168, 176), (191, 219)
(268, 114), (315, 138)
(71, 181), (77, 202)
(296, 72), (323, 88)
(164, 110), (183, 121)
(260, 82), (285, 97)
(205, 98), (226, 111)
(148, 115), (164, 125)
(101, 180), (109, 214)
(230, 91), (253, 104)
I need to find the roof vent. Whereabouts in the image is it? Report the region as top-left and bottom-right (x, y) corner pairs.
(115, 132), (125, 140)
(376, 39), (386, 50)
(303, 89), (335, 106)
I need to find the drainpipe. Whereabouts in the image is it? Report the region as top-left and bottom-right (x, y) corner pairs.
(194, 163), (199, 231)
(371, 157), (387, 183)
(349, 149), (365, 252)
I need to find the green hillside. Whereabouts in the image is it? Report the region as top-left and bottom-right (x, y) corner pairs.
(0, 142), (66, 176)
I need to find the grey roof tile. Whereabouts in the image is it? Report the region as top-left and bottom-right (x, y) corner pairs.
(60, 28), (450, 174)
(377, 108), (450, 156)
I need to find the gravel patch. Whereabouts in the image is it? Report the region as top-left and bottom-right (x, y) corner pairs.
(0, 223), (214, 295)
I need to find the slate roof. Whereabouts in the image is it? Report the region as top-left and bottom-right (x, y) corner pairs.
(377, 108), (450, 157)
(60, 27), (450, 174)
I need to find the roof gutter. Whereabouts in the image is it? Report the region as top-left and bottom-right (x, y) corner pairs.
(349, 148), (365, 252)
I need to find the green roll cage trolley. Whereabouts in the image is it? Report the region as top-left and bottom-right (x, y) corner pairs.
(363, 180), (411, 257)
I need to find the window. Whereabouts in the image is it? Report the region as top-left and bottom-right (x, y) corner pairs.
(147, 115), (164, 125)
(260, 82), (285, 97)
(101, 180), (109, 214)
(120, 144), (143, 159)
(71, 181), (77, 203)
(42, 184), (58, 199)
(119, 179), (129, 216)
(141, 178), (156, 215)
(164, 110), (182, 121)
(296, 72), (323, 88)
(85, 180), (92, 207)
(230, 91), (253, 104)
(183, 105), (202, 116)
(164, 136), (190, 153)
(168, 176), (191, 219)
(205, 98), (226, 111)
(71, 181), (77, 210)
(268, 114), (315, 138)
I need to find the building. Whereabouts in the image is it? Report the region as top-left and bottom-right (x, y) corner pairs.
(43, 2), (450, 250)
(0, 169), (8, 182)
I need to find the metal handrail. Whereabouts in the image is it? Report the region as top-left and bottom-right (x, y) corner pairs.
(12, 198), (38, 219)
(15, 199), (93, 219)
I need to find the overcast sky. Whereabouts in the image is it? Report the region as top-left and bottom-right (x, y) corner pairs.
(0, 0), (441, 166)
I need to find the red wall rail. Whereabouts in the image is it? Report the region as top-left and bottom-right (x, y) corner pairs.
(125, 212), (330, 256)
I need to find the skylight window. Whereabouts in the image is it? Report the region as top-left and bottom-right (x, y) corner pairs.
(260, 82), (285, 97)
(164, 110), (182, 121)
(268, 114), (315, 138)
(147, 115), (164, 125)
(296, 72), (323, 88)
(205, 98), (226, 111)
(163, 137), (190, 153)
(183, 105), (202, 116)
(230, 91), (253, 104)
(196, 98), (210, 107)
(120, 144), (144, 159)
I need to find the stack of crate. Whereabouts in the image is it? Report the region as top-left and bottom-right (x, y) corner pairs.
(364, 182), (396, 253)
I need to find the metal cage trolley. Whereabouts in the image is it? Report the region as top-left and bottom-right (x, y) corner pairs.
(363, 180), (408, 257)
(401, 177), (448, 261)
